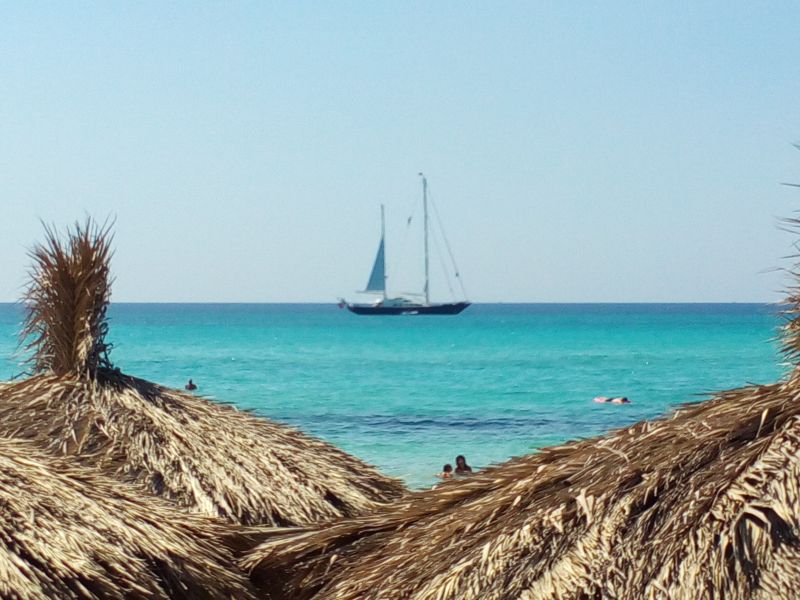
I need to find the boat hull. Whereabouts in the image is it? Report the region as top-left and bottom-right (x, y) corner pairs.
(346, 302), (471, 316)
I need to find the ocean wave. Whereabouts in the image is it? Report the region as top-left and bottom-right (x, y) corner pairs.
(273, 413), (557, 432)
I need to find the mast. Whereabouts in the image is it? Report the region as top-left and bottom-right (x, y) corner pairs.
(420, 173), (430, 305)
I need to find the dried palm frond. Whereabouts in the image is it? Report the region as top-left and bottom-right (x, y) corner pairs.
(0, 435), (256, 600)
(22, 219), (114, 377)
(2, 220), (405, 526)
(780, 216), (800, 366)
(243, 378), (800, 600)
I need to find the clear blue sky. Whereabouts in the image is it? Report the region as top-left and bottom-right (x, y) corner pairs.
(1, 2), (799, 302)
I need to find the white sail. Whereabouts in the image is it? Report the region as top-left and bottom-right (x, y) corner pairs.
(364, 236), (386, 293)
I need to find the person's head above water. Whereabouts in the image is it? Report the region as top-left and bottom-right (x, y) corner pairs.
(443, 463), (452, 473)
(455, 455), (472, 473)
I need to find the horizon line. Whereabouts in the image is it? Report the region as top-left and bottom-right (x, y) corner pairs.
(0, 300), (784, 305)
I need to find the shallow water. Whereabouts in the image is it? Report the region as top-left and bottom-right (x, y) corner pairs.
(0, 303), (783, 488)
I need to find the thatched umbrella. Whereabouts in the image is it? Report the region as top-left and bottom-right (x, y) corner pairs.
(0, 435), (256, 599)
(243, 334), (800, 598)
(0, 220), (404, 526)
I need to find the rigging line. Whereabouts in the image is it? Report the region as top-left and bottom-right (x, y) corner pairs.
(428, 189), (468, 300)
(392, 195), (419, 290)
(430, 223), (456, 298)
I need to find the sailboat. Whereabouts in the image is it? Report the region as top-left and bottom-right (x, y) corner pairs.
(341, 174), (471, 316)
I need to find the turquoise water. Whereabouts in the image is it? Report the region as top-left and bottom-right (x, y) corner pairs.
(0, 303), (785, 489)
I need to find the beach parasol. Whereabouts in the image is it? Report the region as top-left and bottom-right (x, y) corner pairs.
(0, 435), (256, 599)
(242, 329), (800, 598)
(0, 220), (404, 527)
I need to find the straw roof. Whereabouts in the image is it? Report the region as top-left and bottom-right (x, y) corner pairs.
(0, 435), (256, 599)
(0, 220), (404, 526)
(243, 370), (800, 598)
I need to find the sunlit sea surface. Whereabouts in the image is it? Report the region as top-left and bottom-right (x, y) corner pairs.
(0, 303), (784, 489)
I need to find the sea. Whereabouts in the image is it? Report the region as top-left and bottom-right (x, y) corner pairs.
(0, 303), (786, 489)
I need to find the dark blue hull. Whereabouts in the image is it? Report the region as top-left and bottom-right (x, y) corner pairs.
(346, 302), (471, 315)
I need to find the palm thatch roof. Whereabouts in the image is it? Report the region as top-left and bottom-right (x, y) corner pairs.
(0, 220), (404, 526)
(0, 435), (256, 599)
(243, 348), (800, 598)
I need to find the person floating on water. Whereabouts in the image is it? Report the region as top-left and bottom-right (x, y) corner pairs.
(185, 379), (197, 391)
(436, 464), (453, 480)
(593, 396), (630, 404)
(455, 455), (473, 475)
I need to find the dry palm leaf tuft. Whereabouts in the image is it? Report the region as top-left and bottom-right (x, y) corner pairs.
(22, 219), (114, 377)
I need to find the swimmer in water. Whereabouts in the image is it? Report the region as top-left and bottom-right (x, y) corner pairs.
(455, 455), (473, 475)
(185, 379), (197, 391)
(436, 464), (454, 480)
(594, 396), (630, 404)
